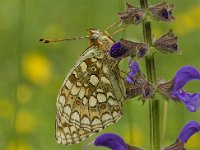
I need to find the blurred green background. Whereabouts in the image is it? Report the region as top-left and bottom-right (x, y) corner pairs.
(1, 0), (200, 149)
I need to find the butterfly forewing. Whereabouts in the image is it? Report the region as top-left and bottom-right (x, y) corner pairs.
(56, 45), (125, 145)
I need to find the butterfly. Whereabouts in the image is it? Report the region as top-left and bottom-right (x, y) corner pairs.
(40, 29), (126, 145)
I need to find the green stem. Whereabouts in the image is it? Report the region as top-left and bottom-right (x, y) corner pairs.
(139, 0), (160, 150)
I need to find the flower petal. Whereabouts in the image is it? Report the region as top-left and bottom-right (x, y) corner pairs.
(94, 133), (127, 150)
(126, 59), (140, 83)
(176, 91), (200, 112)
(173, 66), (200, 92)
(178, 121), (200, 143)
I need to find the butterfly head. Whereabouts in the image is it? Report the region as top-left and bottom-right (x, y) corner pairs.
(88, 29), (114, 51)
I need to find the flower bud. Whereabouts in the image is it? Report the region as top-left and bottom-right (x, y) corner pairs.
(149, 2), (175, 22)
(153, 29), (179, 53)
(118, 2), (145, 25)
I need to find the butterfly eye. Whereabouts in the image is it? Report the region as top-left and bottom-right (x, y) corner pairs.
(91, 33), (100, 40)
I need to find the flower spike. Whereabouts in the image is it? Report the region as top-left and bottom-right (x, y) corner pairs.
(149, 2), (175, 22)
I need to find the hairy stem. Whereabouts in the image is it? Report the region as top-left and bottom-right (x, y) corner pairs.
(139, 0), (160, 149)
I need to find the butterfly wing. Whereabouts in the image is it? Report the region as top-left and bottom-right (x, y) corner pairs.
(55, 46), (125, 145)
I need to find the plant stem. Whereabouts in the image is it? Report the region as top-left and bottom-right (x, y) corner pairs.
(139, 0), (160, 150)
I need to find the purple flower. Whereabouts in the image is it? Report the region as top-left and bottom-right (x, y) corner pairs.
(94, 133), (127, 150)
(171, 66), (200, 112)
(126, 59), (140, 84)
(125, 59), (155, 99)
(164, 121), (200, 150)
(109, 41), (126, 58)
(89, 133), (143, 150)
(178, 121), (200, 143)
(159, 66), (200, 112)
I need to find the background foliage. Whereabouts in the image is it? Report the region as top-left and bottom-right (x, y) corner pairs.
(0, 0), (200, 149)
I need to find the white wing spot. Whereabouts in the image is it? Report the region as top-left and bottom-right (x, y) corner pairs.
(107, 92), (115, 98)
(108, 98), (118, 106)
(61, 116), (67, 124)
(113, 111), (121, 118)
(71, 85), (80, 95)
(66, 134), (71, 140)
(84, 83), (88, 87)
(97, 89), (103, 93)
(91, 118), (101, 126)
(102, 65), (109, 74)
(64, 127), (70, 134)
(73, 71), (78, 78)
(80, 62), (87, 73)
(102, 113), (113, 122)
(70, 126), (76, 133)
(78, 87), (86, 99)
(97, 93), (107, 103)
(90, 75), (99, 86)
(64, 105), (71, 116)
(71, 111), (80, 122)
(66, 80), (73, 89)
(101, 76), (111, 84)
(96, 61), (102, 68)
(81, 117), (90, 125)
(59, 95), (65, 106)
(89, 96), (97, 107)
(91, 58), (97, 62)
(56, 131), (62, 144)
(72, 133), (78, 138)
(83, 97), (88, 105)
(77, 81), (82, 86)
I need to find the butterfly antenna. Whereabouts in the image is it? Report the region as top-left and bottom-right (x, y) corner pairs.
(39, 36), (90, 43)
(104, 20), (121, 31)
(111, 24), (129, 36)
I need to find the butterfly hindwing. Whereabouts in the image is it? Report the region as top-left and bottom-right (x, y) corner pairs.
(56, 46), (125, 144)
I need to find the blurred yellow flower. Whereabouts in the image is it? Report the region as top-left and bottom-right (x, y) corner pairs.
(16, 84), (33, 103)
(123, 126), (144, 147)
(7, 140), (32, 150)
(186, 132), (200, 150)
(175, 5), (200, 35)
(22, 52), (52, 85)
(15, 111), (37, 134)
(0, 99), (14, 119)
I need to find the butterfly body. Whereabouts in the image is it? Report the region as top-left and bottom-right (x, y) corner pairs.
(55, 30), (126, 145)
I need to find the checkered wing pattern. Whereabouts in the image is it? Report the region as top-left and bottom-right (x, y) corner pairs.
(55, 46), (125, 145)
